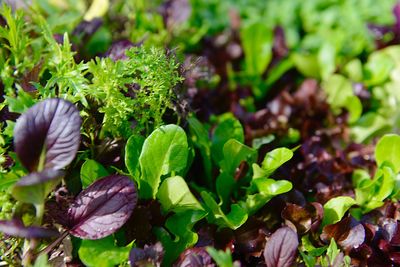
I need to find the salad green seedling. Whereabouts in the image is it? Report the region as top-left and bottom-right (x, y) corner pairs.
(0, 99), (137, 265)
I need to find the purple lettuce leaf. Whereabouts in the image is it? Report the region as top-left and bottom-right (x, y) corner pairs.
(281, 202), (323, 234)
(175, 247), (214, 267)
(233, 218), (267, 258)
(263, 226), (299, 267)
(393, 2), (400, 33)
(105, 40), (135, 61)
(67, 175), (137, 239)
(13, 98), (81, 172)
(0, 219), (58, 239)
(129, 242), (164, 267)
(159, 0), (191, 31)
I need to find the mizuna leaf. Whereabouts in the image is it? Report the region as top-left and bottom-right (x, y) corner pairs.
(68, 175), (137, 239)
(12, 169), (64, 205)
(263, 226), (299, 267)
(13, 98), (82, 172)
(0, 219), (58, 239)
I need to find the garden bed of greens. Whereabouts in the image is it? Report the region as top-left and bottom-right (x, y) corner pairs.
(2, 0), (400, 266)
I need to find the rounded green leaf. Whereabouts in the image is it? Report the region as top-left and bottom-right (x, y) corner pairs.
(139, 125), (189, 198)
(260, 148), (293, 177)
(375, 134), (400, 172)
(78, 236), (131, 267)
(157, 176), (203, 213)
(80, 159), (109, 188)
(292, 53), (320, 78)
(241, 21), (273, 77)
(322, 196), (356, 226)
(124, 135), (145, 181)
(254, 179), (293, 196)
(322, 75), (362, 123)
(211, 116), (244, 165)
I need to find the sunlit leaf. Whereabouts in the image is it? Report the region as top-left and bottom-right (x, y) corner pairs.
(68, 175), (137, 239)
(139, 125), (188, 199)
(322, 197), (356, 226)
(157, 176), (203, 213)
(13, 98), (81, 172)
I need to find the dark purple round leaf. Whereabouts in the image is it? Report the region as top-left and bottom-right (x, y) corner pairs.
(14, 98), (81, 172)
(263, 226), (299, 267)
(0, 219), (58, 239)
(68, 175), (137, 239)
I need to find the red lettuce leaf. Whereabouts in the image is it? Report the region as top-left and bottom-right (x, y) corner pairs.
(175, 247), (214, 267)
(68, 175), (137, 239)
(13, 98), (81, 172)
(321, 216), (365, 252)
(106, 40), (135, 61)
(282, 202), (323, 234)
(129, 242), (164, 267)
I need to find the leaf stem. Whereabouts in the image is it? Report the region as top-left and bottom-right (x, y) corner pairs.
(35, 203), (45, 225)
(37, 147), (47, 172)
(35, 230), (69, 260)
(22, 203), (45, 265)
